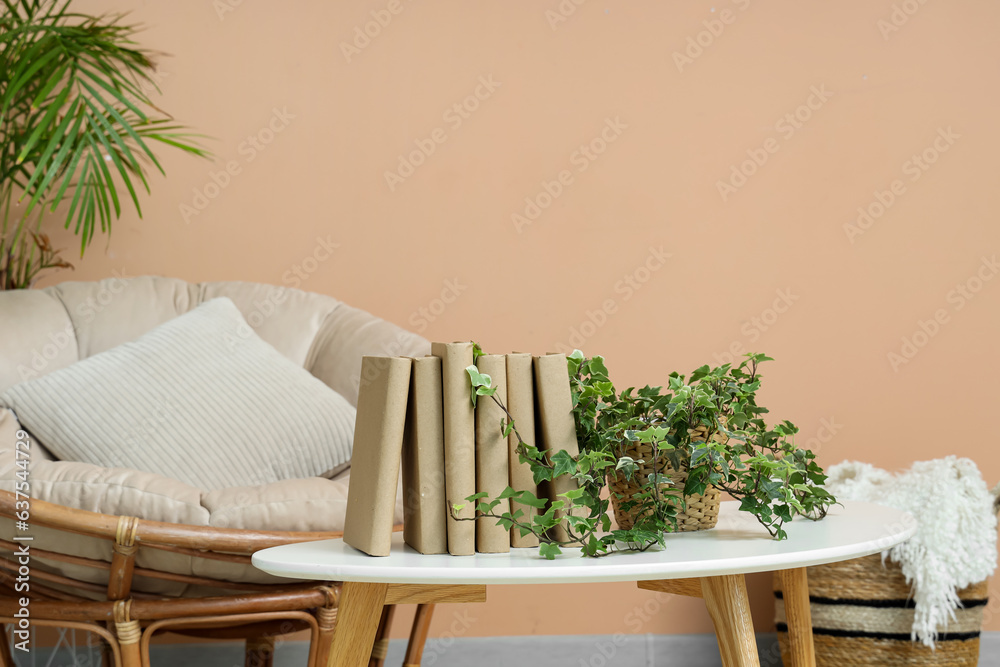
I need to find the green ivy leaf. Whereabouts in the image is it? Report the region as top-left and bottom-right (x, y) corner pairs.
(538, 542), (562, 560)
(532, 465), (554, 485)
(551, 450), (577, 479)
(466, 365), (493, 407)
(774, 504), (793, 523)
(514, 491), (549, 509)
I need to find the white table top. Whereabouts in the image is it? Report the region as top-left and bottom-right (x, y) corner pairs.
(252, 500), (915, 585)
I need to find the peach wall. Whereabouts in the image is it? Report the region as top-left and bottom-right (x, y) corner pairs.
(38, 0), (1000, 638)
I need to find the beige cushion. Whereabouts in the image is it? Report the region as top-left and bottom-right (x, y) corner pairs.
(196, 471), (404, 584)
(0, 276), (431, 406)
(0, 276), (429, 589)
(0, 289), (78, 388)
(1, 298), (358, 491)
(12, 461), (208, 524)
(0, 440), (399, 588)
(203, 471), (404, 532)
(0, 408), (54, 471)
(0, 425), (201, 595)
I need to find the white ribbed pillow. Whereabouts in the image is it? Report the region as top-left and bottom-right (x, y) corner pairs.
(0, 298), (355, 491)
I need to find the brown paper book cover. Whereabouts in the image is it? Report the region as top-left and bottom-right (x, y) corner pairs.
(343, 356), (412, 556)
(533, 352), (581, 544)
(401, 355), (448, 555)
(474, 354), (511, 553)
(431, 341), (476, 556)
(505, 352), (540, 547)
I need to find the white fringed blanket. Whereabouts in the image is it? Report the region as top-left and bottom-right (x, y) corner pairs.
(827, 457), (998, 648)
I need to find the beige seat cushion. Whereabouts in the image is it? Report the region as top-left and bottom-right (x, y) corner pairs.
(0, 276), (429, 591)
(0, 414), (402, 589)
(203, 472), (404, 532)
(1, 298), (358, 491)
(197, 473), (404, 584)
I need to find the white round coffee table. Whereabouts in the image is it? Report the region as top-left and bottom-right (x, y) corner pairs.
(253, 500), (915, 667)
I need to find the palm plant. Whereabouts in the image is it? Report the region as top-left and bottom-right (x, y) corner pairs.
(0, 0), (209, 290)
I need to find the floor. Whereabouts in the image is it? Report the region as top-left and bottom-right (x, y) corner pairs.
(10, 633), (1000, 666)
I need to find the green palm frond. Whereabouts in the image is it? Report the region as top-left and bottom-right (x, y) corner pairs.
(0, 0), (211, 288)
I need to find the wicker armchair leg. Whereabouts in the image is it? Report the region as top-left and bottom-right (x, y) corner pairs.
(0, 624), (11, 667)
(245, 636), (275, 667)
(113, 600), (142, 667)
(403, 604), (435, 667)
(108, 518), (141, 667)
(312, 586), (339, 667)
(368, 605), (395, 667)
(101, 625), (117, 667)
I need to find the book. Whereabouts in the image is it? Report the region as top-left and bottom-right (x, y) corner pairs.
(505, 352), (540, 547)
(401, 355), (448, 554)
(533, 353), (581, 544)
(431, 341), (476, 556)
(343, 356), (412, 556)
(474, 353), (511, 553)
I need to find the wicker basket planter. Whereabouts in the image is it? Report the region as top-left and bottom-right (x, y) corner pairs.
(774, 554), (990, 666)
(608, 423), (726, 532)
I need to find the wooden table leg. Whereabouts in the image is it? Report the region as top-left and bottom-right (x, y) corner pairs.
(775, 568), (816, 667)
(701, 574), (760, 667)
(329, 582), (389, 667)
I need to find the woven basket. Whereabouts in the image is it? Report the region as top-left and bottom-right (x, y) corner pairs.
(608, 423), (726, 532)
(774, 554), (990, 666)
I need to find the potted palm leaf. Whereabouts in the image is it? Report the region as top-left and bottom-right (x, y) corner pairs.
(0, 0), (209, 290)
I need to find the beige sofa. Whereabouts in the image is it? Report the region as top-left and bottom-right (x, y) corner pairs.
(0, 275), (430, 666)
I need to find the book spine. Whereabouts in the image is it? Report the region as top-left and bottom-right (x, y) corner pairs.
(402, 356), (448, 554)
(431, 342), (476, 555)
(505, 353), (540, 547)
(474, 354), (511, 553)
(533, 353), (581, 544)
(343, 356), (412, 556)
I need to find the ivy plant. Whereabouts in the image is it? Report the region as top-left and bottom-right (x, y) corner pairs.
(452, 347), (836, 558)
(454, 346), (660, 558)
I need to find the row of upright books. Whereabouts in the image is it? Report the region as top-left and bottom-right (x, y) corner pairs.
(343, 342), (580, 556)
